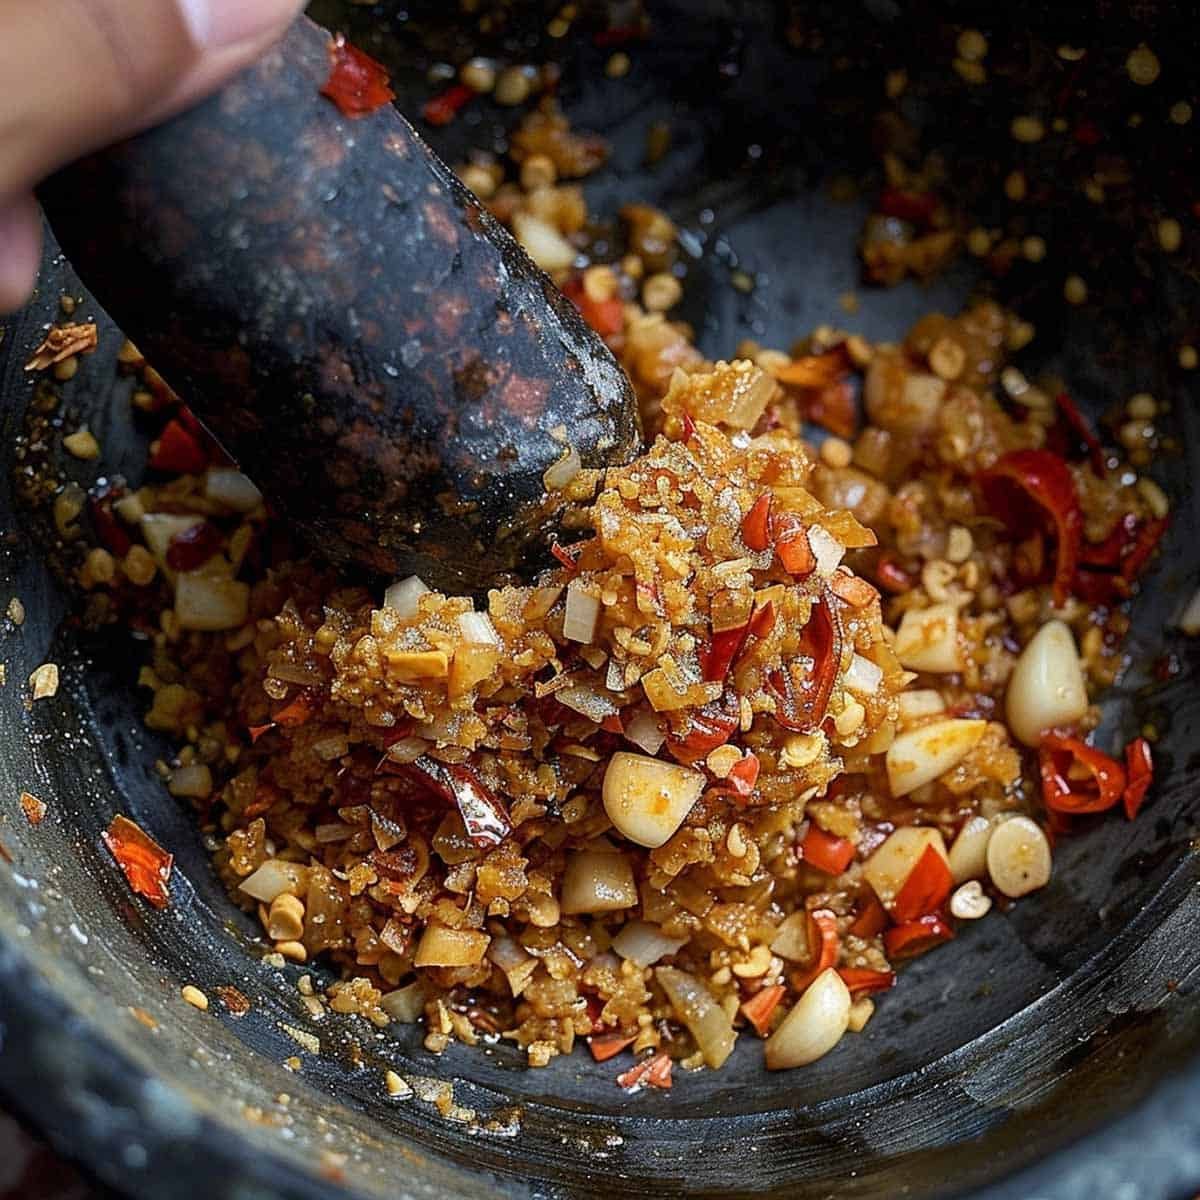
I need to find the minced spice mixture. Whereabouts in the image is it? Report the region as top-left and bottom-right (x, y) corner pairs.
(56, 97), (1168, 1088)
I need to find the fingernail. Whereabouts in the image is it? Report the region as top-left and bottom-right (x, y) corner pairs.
(176, 0), (295, 49)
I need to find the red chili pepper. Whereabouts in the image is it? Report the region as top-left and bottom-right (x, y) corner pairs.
(836, 967), (897, 996)
(789, 909), (840, 993)
(979, 449), (1082, 608)
(767, 593), (840, 732)
(550, 542), (581, 575)
(680, 410), (697, 442)
(1076, 514), (1168, 603)
(561, 275), (625, 338)
(165, 521), (223, 571)
(88, 491), (133, 558)
(588, 1031), (636, 1062)
(247, 723), (275, 744)
(848, 892), (888, 938)
(1056, 392), (1107, 476)
(1123, 737), (1154, 820)
(800, 825), (856, 875)
(828, 570), (878, 608)
(877, 187), (939, 227)
(402, 757), (511, 848)
(891, 844), (954, 922)
(741, 493), (772, 552)
(272, 692), (316, 728)
(800, 379), (858, 440)
(771, 512), (816, 577)
(1039, 734), (1127, 814)
(617, 1050), (672, 1091)
(601, 713), (624, 735)
(884, 913), (954, 960)
(875, 552), (914, 595)
(321, 33), (395, 119)
(722, 752), (760, 799)
(421, 82), (474, 126)
(102, 815), (173, 909)
(702, 619), (751, 683)
(667, 699), (739, 764)
(748, 600), (776, 640)
(150, 418), (209, 474)
(740, 984), (786, 1037)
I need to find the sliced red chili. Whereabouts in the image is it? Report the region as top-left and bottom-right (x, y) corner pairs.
(978, 449), (1082, 608)
(165, 521), (223, 571)
(800, 825), (856, 875)
(666, 699), (739, 764)
(828, 570), (878, 608)
(321, 33), (395, 118)
(88, 491), (132, 558)
(421, 82), (474, 126)
(550, 542), (581, 575)
(789, 909), (840, 993)
(771, 512), (816, 577)
(767, 593), (840, 732)
(1122, 736), (1154, 821)
(1056, 391), (1107, 477)
(561, 275), (625, 338)
(588, 1031), (636, 1062)
(402, 757), (511, 848)
(847, 892), (888, 938)
(740, 984), (786, 1037)
(722, 752), (760, 800)
(272, 692), (317, 728)
(150, 417), (209, 474)
(247, 723), (274, 743)
(1039, 734), (1127, 815)
(748, 600), (777, 640)
(702, 619), (751, 683)
(884, 913), (954, 961)
(741, 493), (772, 552)
(617, 1050), (672, 1091)
(836, 967), (897, 996)
(891, 844), (954, 922)
(1076, 513), (1169, 601)
(102, 815), (173, 909)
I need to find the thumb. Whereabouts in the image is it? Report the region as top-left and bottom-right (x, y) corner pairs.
(0, 0), (303, 312)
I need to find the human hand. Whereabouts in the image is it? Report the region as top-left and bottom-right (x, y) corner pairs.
(0, 0), (304, 312)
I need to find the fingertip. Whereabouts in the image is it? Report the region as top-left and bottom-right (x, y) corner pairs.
(0, 195), (44, 314)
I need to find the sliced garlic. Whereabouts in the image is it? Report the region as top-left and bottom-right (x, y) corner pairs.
(885, 718), (987, 797)
(948, 815), (993, 883)
(764, 968), (851, 1070)
(950, 879), (993, 919)
(986, 815), (1052, 898)
(1005, 619), (1088, 747)
(897, 688), (946, 723)
(894, 604), (961, 673)
(602, 752), (705, 848)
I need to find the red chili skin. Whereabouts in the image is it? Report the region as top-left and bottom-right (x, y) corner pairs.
(150, 418), (209, 474)
(88, 492), (132, 558)
(561, 275), (625, 338)
(666, 699), (739, 764)
(1055, 391), (1107, 476)
(1123, 737), (1154, 820)
(837, 967), (897, 995)
(800, 379), (858, 439)
(165, 521), (223, 571)
(891, 844), (954, 922)
(1039, 734), (1127, 814)
(741, 493), (772, 552)
(875, 552), (915, 595)
(720, 752), (761, 799)
(789, 909), (840, 993)
(848, 892), (888, 938)
(877, 186), (939, 228)
(978, 449), (1082, 608)
(589, 1031), (636, 1062)
(884, 913), (954, 960)
(321, 34), (395, 118)
(771, 512), (816, 577)
(767, 593), (841, 732)
(702, 620), (751, 683)
(800, 825), (856, 875)
(102, 815), (173, 909)
(748, 600), (777, 640)
(740, 984), (786, 1037)
(550, 542), (581, 575)
(1076, 514), (1169, 602)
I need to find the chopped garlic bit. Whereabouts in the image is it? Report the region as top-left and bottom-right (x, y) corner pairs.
(29, 663), (60, 701)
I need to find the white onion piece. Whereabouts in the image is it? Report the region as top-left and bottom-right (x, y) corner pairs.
(381, 980), (427, 1023)
(561, 849), (638, 914)
(384, 575), (429, 619)
(623, 710), (666, 755)
(563, 580), (601, 643)
(487, 935), (537, 997)
(557, 683), (620, 722)
(175, 575), (249, 631)
(602, 752), (706, 848)
(948, 815), (993, 883)
(764, 968), (851, 1070)
(457, 610), (500, 645)
(769, 911), (811, 961)
(1005, 619), (1088, 747)
(894, 603), (961, 673)
(204, 467), (263, 512)
(383, 736), (431, 765)
(897, 689), (946, 722)
(512, 212), (577, 273)
(862, 826), (949, 911)
(807, 525), (846, 578)
(612, 920), (687, 967)
(543, 446), (582, 492)
(238, 859), (309, 903)
(656, 966), (736, 1069)
(885, 718), (986, 797)
(844, 653), (883, 696)
(167, 763), (213, 798)
(986, 815), (1052, 898)
(140, 512), (203, 567)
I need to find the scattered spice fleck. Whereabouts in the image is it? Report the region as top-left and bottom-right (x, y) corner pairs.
(19, 792), (45, 825)
(181, 985), (209, 1011)
(215, 985), (251, 1016)
(281, 1023), (321, 1055)
(29, 663), (60, 701)
(385, 1069), (412, 1097)
(129, 1006), (159, 1030)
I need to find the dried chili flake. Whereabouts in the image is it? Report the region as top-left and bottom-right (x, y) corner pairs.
(740, 984), (786, 1037)
(272, 692), (316, 728)
(402, 757), (511, 848)
(321, 33), (394, 118)
(666, 698), (739, 764)
(788, 909), (840, 993)
(617, 1050), (672, 1091)
(740, 493), (772, 552)
(421, 82), (473, 127)
(247, 723), (275, 743)
(551, 542), (581, 575)
(800, 824), (855, 875)
(588, 1030), (636, 1062)
(836, 967), (896, 996)
(19, 791), (46, 826)
(767, 593), (840, 732)
(1055, 391), (1107, 477)
(721, 752), (760, 799)
(102, 814), (173, 909)
(165, 521), (223, 571)
(150, 418), (209, 474)
(771, 512), (815, 577)
(828, 570), (878, 608)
